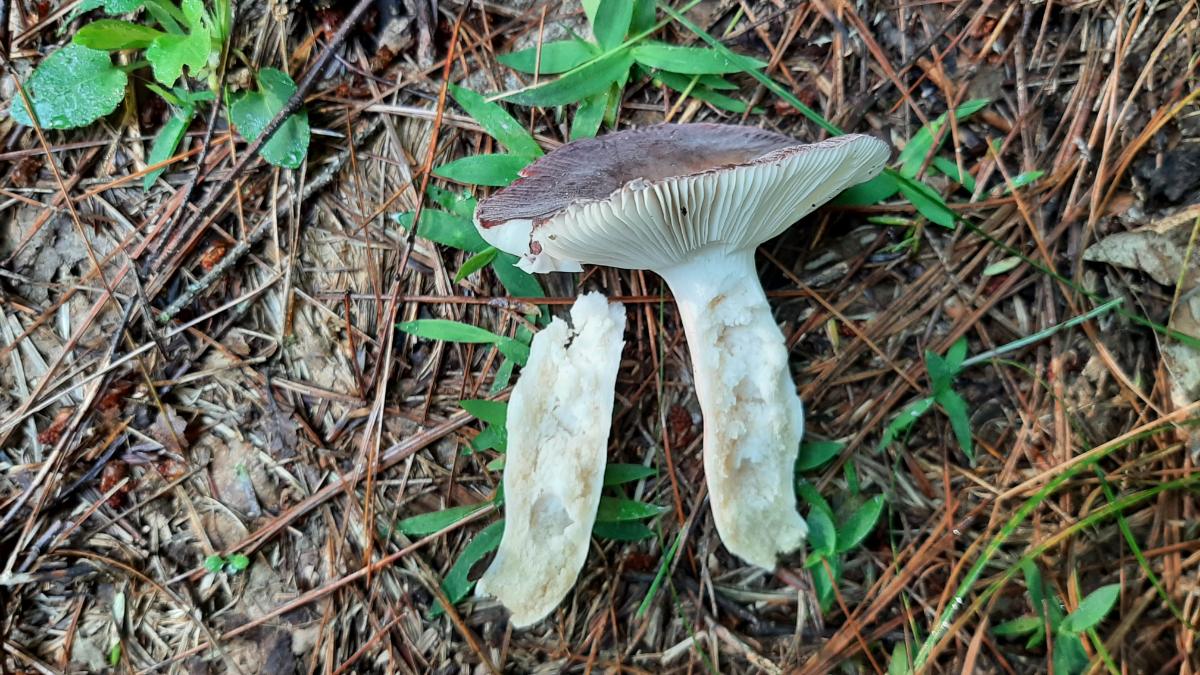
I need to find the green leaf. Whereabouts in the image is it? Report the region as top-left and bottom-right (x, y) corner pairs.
(992, 615), (1042, 637)
(203, 554), (225, 573)
(1053, 634), (1091, 675)
(592, 520), (655, 541)
(832, 171), (900, 206)
(427, 185), (477, 218)
(632, 43), (767, 74)
(490, 358), (515, 395)
(226, 553), (250, 572)
(395, 209), (489, 254)
(935, 388), (973, 462)
(810, 555), (840, 613)
(878, 396), (936, 450)
(10, 44), (128, 129)
(433, 519), (504, 615)
(945, 337), (968, 373)
(65, 0), (143, 24)
(887, 642), (911, 675)
(651, 70), (757, 113)
(145, 0), (210, 85)
(434, 153), (527, 187)
(108, 642), (122, 667)
(835, 495), (885, 553)
(397, 502), (489, 537)
(931, 156), (976, 193)
(143, 103), (195, 189)
(492, 252), (546, 299)
(455, 247), (498, 282)
(592, 0), (633, 50)
(469, 424), (506, 453)
(459, 399), (507, 426)
(504, 48), (634, 107)
(983, 256), (1021, 276)
(74, 19), (164, 49)
(796, 439), (844, 472)
(1004, 169), (1045, 193)
(898, 99), (989, 177)
(229, 68), (310, 169)
(571, 89), (609, 140)
(497, 39), (598, 75)
(447, 83), (542, 158)
(630, 0), (656, 34)
(595, 496), (666, 522)
(806, 507), (837, 559)
(397, 319), (529, 365)
(898, 176), (956, 228)
(1059, 584), (1120, 634)
(602, 463), (657, 486)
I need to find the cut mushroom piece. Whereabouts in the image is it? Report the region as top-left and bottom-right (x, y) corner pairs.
(476, 292), (625, 628)
(475, 123), (890, 569)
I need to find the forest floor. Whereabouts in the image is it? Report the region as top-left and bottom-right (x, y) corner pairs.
(2, 0), (1200, 673)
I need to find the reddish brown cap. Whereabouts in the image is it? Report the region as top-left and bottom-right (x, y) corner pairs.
(474, 123), (889, 272)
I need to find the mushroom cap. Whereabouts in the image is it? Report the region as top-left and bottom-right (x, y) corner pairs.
(475, 123), (890, 273)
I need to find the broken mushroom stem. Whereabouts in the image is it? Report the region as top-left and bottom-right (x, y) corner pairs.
(658, 245), (807, 568)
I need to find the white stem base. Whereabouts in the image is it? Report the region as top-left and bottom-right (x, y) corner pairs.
(659, 247), (807, 569)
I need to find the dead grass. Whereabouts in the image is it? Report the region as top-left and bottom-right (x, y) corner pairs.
(2, 0), (1199, 672)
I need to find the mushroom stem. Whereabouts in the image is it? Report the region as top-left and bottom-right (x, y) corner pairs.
(658, 246), (807, 569)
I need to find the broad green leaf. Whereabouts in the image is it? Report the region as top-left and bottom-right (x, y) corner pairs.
(595, 496), (666, 522)
(459, 399), (507, 426)
(935, 388), (973, 461)
(65, 0), (143, 24)
(592, 0), (633, 50)
(898, 99), (989, 177)
(834, 495), (885, 553)
(602, 463), (657, 486)
(203, 554), (224, 573)
(497, 39), (597, 75)
(490, 358), (516, 395)
(469, 424), (506, 453)
(455, 247), (498, 282)
(592, 521), (655, 541)
(492, 252), (546, 299)
(924, 347), (960, 393)
(878, 396), (936, 450)
(632, 43), (767, 74)
(226, 553), (250, 572)
(945, 337), (968, 373)
(504, 48), (634, 107)
(10, 44), (127, 129)
(143, 103), (195, 190)
(108, 643), (121, 667)
(571, 89), (609, 140)
(833, 172), (900, 206)
(931, 156), (976, 193)
(74, 19), (164, 49)
(395, 209), (489, 254)
(145, 0), (210, 86)
(630, 0), (656, 34)
(434, 153), (526, 187)
(897, 177), (956, 228)
(1052, 634), (1091, 675)
(806, 507), (837, 559)
(795, 479), (833, 521)
(447, 83), (542, 158)
(1058, 584), (1120, 634)
(992, 615), (1042, 637)
(397, 319), (529, 365)
(888, 642), (911, 675)
(983, 256), (1022, 276)
(433, 519), (504, 615)
(427, 185), (476, 218)
(396, 502), (488, 537)
(796, 439), (844, 472)
(229, 68), (310, 169)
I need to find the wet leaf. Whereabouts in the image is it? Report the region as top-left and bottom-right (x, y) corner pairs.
(229, 68), (310, 169)
(145, 0), (210, 85)
(10, 44), (127, 129)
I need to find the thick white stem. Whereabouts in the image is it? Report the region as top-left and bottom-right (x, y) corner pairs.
(658, 247), (807, 569)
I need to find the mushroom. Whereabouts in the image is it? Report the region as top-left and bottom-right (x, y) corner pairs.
(476, 292), (626, 627)
(475, 123), (889, 569)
